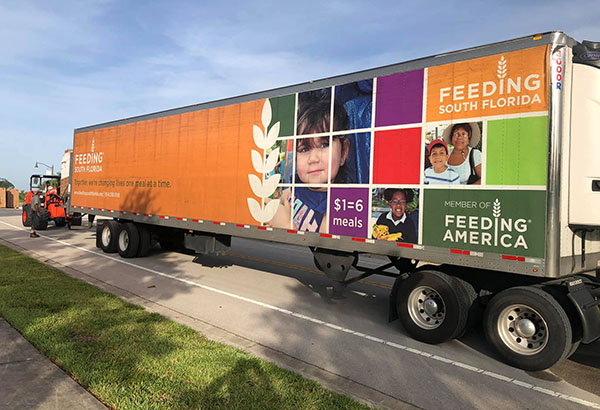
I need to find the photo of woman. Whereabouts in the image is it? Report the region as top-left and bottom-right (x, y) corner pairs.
(442, 122), (483, 185)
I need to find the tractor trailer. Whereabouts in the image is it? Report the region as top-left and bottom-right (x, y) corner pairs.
(65, 31), (600, 371)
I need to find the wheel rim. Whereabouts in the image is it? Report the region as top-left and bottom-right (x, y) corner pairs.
(497, 304), (548, 355)
(407, 286), (446, 329)
(118, 230), (129, 251)
(102, 226), (111, 247)
(23, 212), (27, 223)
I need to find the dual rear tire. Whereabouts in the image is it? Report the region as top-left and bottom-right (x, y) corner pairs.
(396, 270), (477, 344)
(483, 286), (573, 371)
(98, 221), (151, 258)
(396, 271), (575, 371)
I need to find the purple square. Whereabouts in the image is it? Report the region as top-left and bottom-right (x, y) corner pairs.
(375, 69), (424, 127)
(329, 188), (369, 238)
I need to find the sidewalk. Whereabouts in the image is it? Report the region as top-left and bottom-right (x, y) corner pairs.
(0, 318), (105, 409)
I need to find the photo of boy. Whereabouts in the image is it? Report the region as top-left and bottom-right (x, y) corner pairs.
(371, 188), (418, 243)
(424, 139), (460, 185)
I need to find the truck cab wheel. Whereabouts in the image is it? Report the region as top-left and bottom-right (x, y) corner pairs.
(117, 223), (140, 258)
(99, 220), (119, 253)
(483, 286), (572, 371)
(396, 270), (473, 344)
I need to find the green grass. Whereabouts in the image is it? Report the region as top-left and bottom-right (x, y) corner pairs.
(0, 244), (368, 410)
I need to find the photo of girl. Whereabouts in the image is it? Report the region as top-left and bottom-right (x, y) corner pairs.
(266, 86), (373, 232)
(267, 90), (350, 232)
(371, 188), (418, 243)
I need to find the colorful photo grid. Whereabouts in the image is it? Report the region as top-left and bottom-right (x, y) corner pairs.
(259, 45), (551, 257)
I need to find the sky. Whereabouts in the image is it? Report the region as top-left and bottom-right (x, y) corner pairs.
(1, 0), (599, 191)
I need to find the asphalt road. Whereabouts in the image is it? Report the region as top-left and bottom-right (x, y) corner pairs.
(1, 209), (599, 409)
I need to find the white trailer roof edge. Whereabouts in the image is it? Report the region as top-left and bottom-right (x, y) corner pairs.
(74, 31), (577, 134)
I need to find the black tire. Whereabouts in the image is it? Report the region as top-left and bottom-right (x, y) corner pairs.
(136, 224), (151, 257)
(22, 205), (32, 227)
(55, 218), (67, 227)
(483, 286), (572, 371)
(452, 276), (479, 338)
(397, 270), (472, 344)
(540, 284), (583, 356)
(117, 222), (140, 258)
(566, 340), (581, 359)
(34, 208), (49, 230)
(99, 220), (119, 253)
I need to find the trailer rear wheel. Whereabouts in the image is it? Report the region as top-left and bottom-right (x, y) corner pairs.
(483, 286), (572, 371)
(22, 205), (32, 227)
(54, 217), (66, 227)
(452, 276), (479, 338)
(397, 270), (472, 344)
(100, 220), (119, 253)
(118, 223), (140, 258)
(136, 224), (151, 257)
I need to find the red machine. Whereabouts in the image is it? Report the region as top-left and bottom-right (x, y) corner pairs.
(22, 175), (68, 229)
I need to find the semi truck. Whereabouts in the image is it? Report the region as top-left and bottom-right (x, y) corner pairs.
(66, 31), (600, 371)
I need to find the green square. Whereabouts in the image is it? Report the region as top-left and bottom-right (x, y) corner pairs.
(422, 189), (546, 258)
(269, 94), (296, 137)
(486, 116), (548, 186)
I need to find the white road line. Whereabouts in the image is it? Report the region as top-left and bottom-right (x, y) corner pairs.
(1, 220), (599, 409)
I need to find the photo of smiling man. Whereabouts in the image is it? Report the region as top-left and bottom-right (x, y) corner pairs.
(371, 188), (418, 243)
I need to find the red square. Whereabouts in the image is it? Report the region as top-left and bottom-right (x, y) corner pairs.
(373, 128), (421, 184)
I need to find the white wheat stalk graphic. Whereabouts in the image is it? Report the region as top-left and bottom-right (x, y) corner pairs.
(493, 199), (501, 218)
(497, 56), (507, 80)
(247, 99), (281, 224)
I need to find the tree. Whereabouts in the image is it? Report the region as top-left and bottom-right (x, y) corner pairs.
(0, 178), (15, 189)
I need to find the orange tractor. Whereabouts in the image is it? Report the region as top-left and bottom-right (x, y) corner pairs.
(22, 175), (75, 229)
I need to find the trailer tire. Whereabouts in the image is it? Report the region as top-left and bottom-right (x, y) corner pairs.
(34, 208), (49, 230)
(99, 220), (119, 253)
(452, 276), (479, 338)
(397, 270), (471, 344)
(55, 217), (67, 227)
(539, 284), (583, 357)
(117, 223), (140, 258)
(483, 286), (572, 371)
(136, 224), (151, 257)
(567, 340), (581, 359)
(22, 205), (32, 227)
